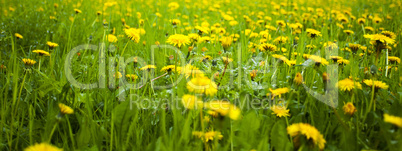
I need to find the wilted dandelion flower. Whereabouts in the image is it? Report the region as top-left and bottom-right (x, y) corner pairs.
(306, 28), (322, 38)
(343, 102), (357, 116)
(205, 100), (241, 120)
(166, 34), (190, 48)
(24, 142), (62, 151)
(271, 105), (290, 117)
(287, 123), (326, 150)
(181, 95), (203, 109)
(15, 33), (23, 39)
(140, 65), (156, 71)
(384, 114), (402, 128)
(22, 58), (37, 66)
(58, 103), (74, 114)
(363, 79), (389, 90)
(32, 50), (50, 56)
(268, 87), (290, 98)
(186, 76), (217, 96)
(124, 28), (140, 43)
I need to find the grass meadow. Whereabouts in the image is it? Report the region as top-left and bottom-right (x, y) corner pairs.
(0, 0), (401, 150)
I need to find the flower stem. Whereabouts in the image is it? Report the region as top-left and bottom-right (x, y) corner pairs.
(48, 121), (59, 143)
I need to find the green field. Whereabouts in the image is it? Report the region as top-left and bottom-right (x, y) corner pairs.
(1, 0), (401, 150)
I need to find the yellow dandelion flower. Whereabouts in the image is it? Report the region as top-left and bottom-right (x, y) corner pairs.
(343, 30), (354, 35)
(357, 18), (366, 24)
(330, 56), (343, 62)
(259, 43), (277, 52)
(58, 103), (74, 114)
(125, 74), (138, 81)
(222, 57), (233, 64)
(140, 65), (156, 71)
(271, 105), (290, 117)
(249, 70), (258, 80)
(381, 31), (397, 39)
(46, 42), (59, 49)
(113, 72), (122, 79)
(337, 59), (350, 65)
(220, 36), (233, 49)
(343, 102), (357, 116)
(24, 142), (63, 151)
(363, 79), (389, 90)
(74, 9), (82, 14)
(107, 34), (118, 43)
(161, 65), (181, 73)
(294, 72), (303, 85)
(171, 19), (181, 26)
(388, 56), (400, 64)
(166, 34), (190, 48)
(195, 26), (210, 34)
(181, 95), (203, 110)
(186, 76), (217, 96)
(348, 43), (360, 53)
(15, 33), (23, 39)
(308, 55), (329, 66)
(180, 65), (203, 79)
(124, 28), (140, 43)
(201, 55), (212, 62)
(32, 50), (50, 56)
(306, 28), (322, 38)
(384, 114), (402, 128)
(364, 34), (395, 45)
(287, 123), (326, 150)
(273, 36), (288, 44)
(205, 100), (241, 120)
(364, 27), (375, 32)
(22, 58), (37, 66)
(192, 131), (223, 142)
(268, 87), (290, 98)
(276, 20), (286, 27)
